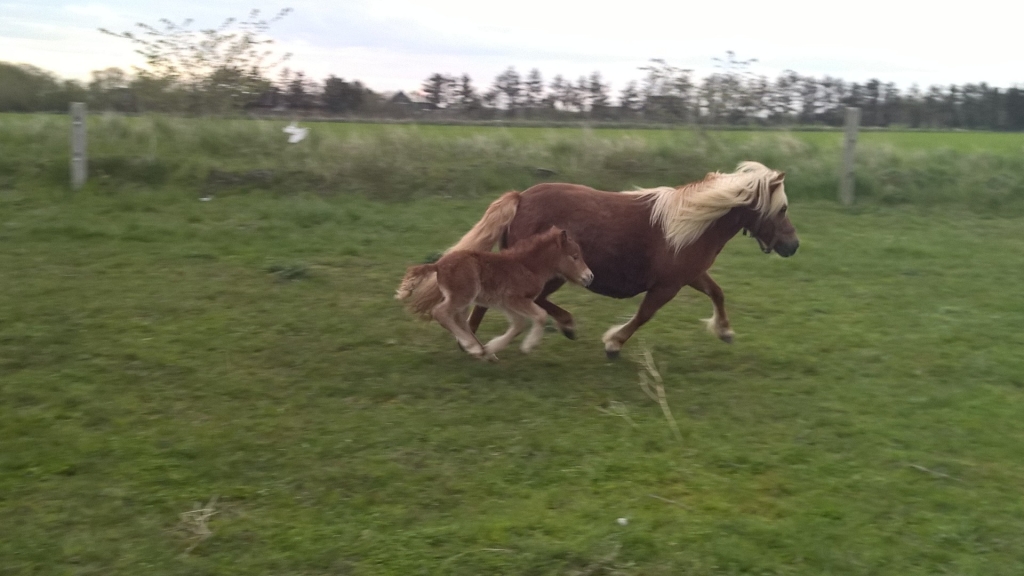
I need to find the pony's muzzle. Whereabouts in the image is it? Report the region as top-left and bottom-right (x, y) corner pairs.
(775, 240), (799, 257)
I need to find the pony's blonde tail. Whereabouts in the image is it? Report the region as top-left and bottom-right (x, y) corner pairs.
(403, 191), (521, 319)
(395, 263), (437, 301)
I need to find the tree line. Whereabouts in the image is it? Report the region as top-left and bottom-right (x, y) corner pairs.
(1, 6), (1022, 130)
(5, 57), (1024, 131)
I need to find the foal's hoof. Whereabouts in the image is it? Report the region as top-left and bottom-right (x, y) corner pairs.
(720, 332), (734, 344)
(561, 327), (577, 340)
(482, 353), (499, 363)
(605, 349), (621, 360)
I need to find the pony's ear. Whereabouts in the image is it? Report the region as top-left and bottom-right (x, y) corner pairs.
(770, 171), (786, 192)
(556, 228), (568, 246)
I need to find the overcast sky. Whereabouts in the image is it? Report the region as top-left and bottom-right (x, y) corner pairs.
(3, 0), (1022, 95)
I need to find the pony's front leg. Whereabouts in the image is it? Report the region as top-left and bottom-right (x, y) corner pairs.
(602, 286), (680, 359)
(689, 272), (734, 343)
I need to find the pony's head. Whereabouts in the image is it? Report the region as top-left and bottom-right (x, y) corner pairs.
(629, 161), (799, 257)
(739, 170), (800, 258)
(548, 227), (593, 286)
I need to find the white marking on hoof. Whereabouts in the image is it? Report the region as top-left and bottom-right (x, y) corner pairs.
(484, 338), (511, 356)
(703, 315), (735, 344)
(602, 323), (626, 353)
(521, 321), (545, 353)
(520, 336), (540, 354)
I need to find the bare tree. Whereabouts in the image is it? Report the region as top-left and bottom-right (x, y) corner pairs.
(100, 8), (292, 113)
(640, 59), (695, 121)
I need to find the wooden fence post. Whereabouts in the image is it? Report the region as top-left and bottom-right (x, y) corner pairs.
(839, 106), (860, 206)
(70, 102), (87, 190)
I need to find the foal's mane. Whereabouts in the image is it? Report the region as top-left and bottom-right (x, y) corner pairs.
(506, 227), (561, 254)
(624, 161), (787, 252)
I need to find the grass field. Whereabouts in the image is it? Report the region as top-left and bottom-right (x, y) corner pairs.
(3, 113), (1024, 211)
(3, 179), (1024, 574)
(6, 112), (1024, 152)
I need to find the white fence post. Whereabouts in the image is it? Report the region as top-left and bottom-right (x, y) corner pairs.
(70, 102), (87, 190)
(839, 106), (860, 206)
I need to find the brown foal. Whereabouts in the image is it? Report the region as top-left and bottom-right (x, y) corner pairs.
(396, 227), (593, 361)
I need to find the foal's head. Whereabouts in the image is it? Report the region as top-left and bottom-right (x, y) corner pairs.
(545, 227), (593, 287)
(741, 171), (800, 257)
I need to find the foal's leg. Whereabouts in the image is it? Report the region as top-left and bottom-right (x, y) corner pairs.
(512, 301), (551, 354)
(473, 282), (576, 340)
(602, 285), (681, 359)
(483, 310), (530, 356)
(534, 278), (577, 340)
(433, 294), (490, 360)
(689, 271), (734, 343)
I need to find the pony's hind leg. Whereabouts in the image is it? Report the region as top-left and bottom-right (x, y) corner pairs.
(689, 272), (734, 343)
(483, 310), (529, 356)
(468, 305), (488, 334)
(535, 278), (577, 340)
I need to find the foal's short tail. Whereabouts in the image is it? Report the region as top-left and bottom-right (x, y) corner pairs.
(402, 190), (521, 319)
(395, 263), (437, 301)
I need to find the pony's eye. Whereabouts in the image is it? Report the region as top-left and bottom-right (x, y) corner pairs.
(780, 206), (788, 214)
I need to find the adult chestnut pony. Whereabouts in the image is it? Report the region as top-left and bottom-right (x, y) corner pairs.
(403, 161), (799, 358)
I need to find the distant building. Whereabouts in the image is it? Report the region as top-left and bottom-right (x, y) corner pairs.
(389, 91), (436, 111)
(389, 91), (414, 106)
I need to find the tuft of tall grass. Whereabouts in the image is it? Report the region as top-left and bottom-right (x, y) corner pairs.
(1, 113), (1022, 213)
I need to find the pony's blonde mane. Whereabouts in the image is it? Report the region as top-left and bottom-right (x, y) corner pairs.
(624, 161), (788, 252)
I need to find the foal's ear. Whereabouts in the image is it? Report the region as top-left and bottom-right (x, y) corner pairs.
(770, 171), (786, 191)
(559, 229), (569, 245)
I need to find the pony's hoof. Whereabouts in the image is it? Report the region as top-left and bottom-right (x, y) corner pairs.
(483, 353), (499, 363)
(720, 332), (734, 344)
(561, 327), (577, 340)
(605, 349), (620, 360)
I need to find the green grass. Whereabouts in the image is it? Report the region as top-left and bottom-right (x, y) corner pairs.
(3, 113), (1024, 212)
(2, 183), (1024, 574)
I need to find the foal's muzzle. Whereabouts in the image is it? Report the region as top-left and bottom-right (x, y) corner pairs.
(580, 269), (594, 287)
